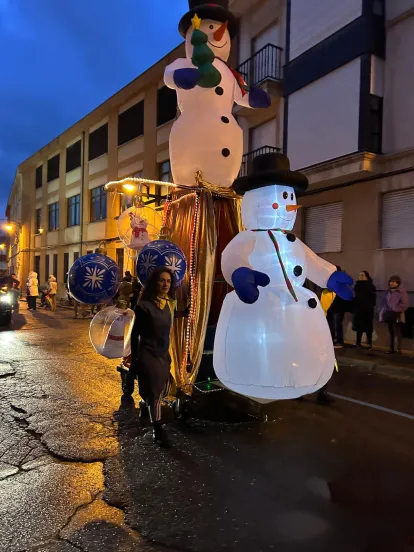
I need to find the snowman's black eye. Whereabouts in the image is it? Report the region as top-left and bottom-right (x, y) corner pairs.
(283, 192), (288, 200)
(291, 193), (294, 200)
(209, 25), (214, 29)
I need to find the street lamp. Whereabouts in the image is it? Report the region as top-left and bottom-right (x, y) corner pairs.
(4, 224), (13, 232)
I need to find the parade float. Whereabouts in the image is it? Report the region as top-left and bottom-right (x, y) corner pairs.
(69, 0), (353, 414)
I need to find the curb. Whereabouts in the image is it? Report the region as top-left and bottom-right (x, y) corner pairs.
(337, 356), (414, 380)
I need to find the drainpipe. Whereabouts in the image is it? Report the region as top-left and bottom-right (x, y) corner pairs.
(80, 130), (86, 254)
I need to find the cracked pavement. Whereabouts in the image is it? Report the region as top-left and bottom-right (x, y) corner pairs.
(1, 304), (414, 551)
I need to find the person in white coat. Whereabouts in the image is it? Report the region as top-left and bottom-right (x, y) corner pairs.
(47, 275), (58, 312)
(26, 271), (39, 311)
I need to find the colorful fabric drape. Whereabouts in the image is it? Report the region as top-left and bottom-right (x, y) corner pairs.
(165, 189), (242, 391)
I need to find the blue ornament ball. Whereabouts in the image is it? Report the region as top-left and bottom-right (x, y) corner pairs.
(68, 253), (121, 305)
(137, 240), (187, 287)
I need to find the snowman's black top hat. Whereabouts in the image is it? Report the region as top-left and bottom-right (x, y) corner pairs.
(233, 152), (309, 195)
(179, 0), (239, 38)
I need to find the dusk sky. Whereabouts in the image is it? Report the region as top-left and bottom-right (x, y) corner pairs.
(0, 0), (188, 216)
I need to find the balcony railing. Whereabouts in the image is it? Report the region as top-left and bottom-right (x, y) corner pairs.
(237, 44), (283, 87)
(239, 146), (281, 178)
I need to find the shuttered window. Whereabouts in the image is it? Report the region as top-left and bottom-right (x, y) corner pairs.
(382, 189), (414, 249)
(251, 120), (277, 151)
(305, 202), (343, 253)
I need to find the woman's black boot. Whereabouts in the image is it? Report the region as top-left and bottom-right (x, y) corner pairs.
(152, 421), (171, 448)
(139, 401), (150, 424)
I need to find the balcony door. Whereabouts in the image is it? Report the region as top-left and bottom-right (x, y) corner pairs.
(252, 22), (280, 54)
(250, 120), (278, 152)
(251, 22), (280, 84)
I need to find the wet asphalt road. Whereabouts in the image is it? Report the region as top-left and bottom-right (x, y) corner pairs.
(1, 305), (414, 552)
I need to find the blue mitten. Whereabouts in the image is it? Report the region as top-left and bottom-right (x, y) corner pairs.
(231, 267), (270, 304)
(327, 271), (354, 301)
(248, 86), (271, 108)
(173, 68), (200, 90)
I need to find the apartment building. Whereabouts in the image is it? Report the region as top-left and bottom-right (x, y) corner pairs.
(6, 0), (414, 345)
(6, 44), (185, 290)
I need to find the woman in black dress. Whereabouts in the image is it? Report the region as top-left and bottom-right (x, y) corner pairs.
(128, 267), (180, 447)
(353, 270), (376, 349)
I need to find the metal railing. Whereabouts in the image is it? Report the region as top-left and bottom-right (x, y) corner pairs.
(239, 146), (281, 178)
(237, 44), (283, 87)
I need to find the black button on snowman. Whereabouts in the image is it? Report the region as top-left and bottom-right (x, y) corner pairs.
(213, 152), (354, 401)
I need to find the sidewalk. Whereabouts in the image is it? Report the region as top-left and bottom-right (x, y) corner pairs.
(336, 345), (414, 379)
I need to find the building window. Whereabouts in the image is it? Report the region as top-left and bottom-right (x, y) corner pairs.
(49, 202), (59, 232)
(159, 161), (171, 183)
(90, 185), (107, 222)
(53, 254), (58, 278)
(36, 166), (43, 189)
(63, 252), (69, 280)
(74, 252), (80, 262)
(382, 189), (414, 249)
(36, 208), (42, 234)
(116, 248), (124, 274)
(35, 256), (41, 282)
(45, 254), (50, 279)
(157, 86), (177, 127)
(157, 161), (172, 206)
(88, 124), (108, 161)
(118, 101), (144, 146)
(47, 154), (60, 182)
(368, 95), (383, 154)
(305, 203), (343, 253)
(66, 140), (82, 173)
(67, 194), (81, 227)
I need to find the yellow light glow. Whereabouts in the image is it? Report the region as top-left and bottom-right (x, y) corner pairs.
(4, 224), (13, 232)
(0, 243), (5, 249)
(122, 183), (137, 193)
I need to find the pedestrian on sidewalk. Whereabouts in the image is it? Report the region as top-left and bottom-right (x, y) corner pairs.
(379, 275), (408, 354)
(353, 270), (376, 349)
(26, 271), (39, 311)
(8, 272), (20, 313)
(47, 275), (58, 312)
(326, 266), (347, 349)
(126, 267), (186, 447)
(118, 276), (133, 307)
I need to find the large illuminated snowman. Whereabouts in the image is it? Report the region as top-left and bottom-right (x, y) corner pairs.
(213, 153), (353, 400)
(164, 0), (271, 188)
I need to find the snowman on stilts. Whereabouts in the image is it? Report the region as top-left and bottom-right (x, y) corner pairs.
(164, 0), (271, 188)
(214, 153), (354, 401)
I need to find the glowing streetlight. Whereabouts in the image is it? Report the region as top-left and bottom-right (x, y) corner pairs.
(39, 228), (44, 235)
(0, 243), (6, 249)
(4, 224), (13, 232)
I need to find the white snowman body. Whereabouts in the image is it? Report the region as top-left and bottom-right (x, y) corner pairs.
(164, 19), (255, 188)
(213, 184), (337, 400)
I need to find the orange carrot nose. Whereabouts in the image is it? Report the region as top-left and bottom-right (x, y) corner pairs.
(214, 21), (228, 41)
(286, 205), (302, 212)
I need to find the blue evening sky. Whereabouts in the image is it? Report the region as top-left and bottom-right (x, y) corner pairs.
(0, 0), (188, 216)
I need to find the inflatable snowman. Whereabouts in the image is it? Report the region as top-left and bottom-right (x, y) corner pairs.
(164, 0), (271, 188)
(129, 212), (150, 250)
(213, 153), (353, 400)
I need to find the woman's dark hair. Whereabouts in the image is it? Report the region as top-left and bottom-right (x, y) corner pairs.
(141, 267), (176, 302)
(389, 275), (401, 286)
(360, 270), (372, 281)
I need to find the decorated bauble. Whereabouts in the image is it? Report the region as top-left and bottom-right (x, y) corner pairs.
(117, 205), (162, 256)
(137, 240), (187, 287)
(68, 253), (120, 304)
(89, 305), (135, 359)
